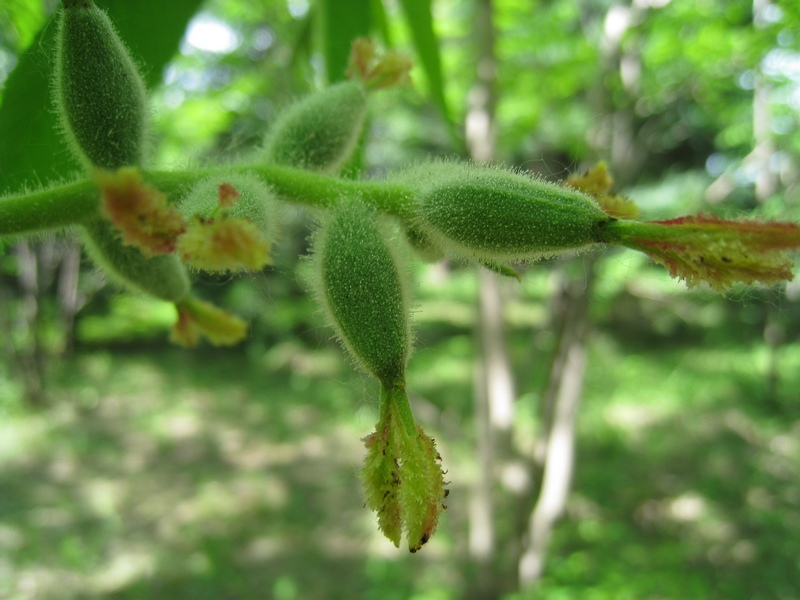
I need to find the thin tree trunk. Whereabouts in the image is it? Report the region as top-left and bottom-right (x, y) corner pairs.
(13, 241), (47, 406)
(752, 0), (782, 404)
(465, 1), (513, 597)
(533, 267), (574, 467)
(518, 265), (593, 585)
(1, 237), (83, 406)
(470, 322), (495, 569)
(57, 239), (83, 355)
(517, 2), (641, 587)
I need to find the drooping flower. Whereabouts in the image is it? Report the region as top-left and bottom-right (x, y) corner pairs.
(177, 216), (270, 273)
(347, 37), (413, 90)
(361, 385), (447, 553)
(566, 162), (640, 220)
(170, 296), (248, 347)
(601, 214), (800, 291)
(96, 167), (186, 255)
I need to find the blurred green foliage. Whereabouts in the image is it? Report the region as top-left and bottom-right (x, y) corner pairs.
(0, 295), (798, 598)
(1, 0), (799, 598)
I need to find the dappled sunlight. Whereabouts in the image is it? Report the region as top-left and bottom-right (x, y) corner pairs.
(259, 340), (342, 378)
(636, 489), (765, 568)
(0, 0), (798, 595)
(1, 327), (797, 598)
(183, 13), (240, 55)
(1, 294), (797, 598)
(415, 300), (476, 328)
(410, 336), (474, 402)
(0, 258), (800, 600)
(86, 549), (156, 595)
(0, 348), (467, 597)
(0, 412), (52, 464)
(604, 402), (664, 434)
(556, 326), (800, 597)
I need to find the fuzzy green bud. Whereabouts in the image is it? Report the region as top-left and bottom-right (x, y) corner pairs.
(310, 201), (410, 385)
(178, 174), (279, 238)
(55, 0), (147, 170)
(82, 218), (190, 302)
(401, 162), (612, 263)
(263, 81), (368, 173)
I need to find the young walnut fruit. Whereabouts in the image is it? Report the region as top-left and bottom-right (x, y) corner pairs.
(263, 82), (368, 174)
(310, 200), (410, 385)
(55, 0), (147, 170)
(400, 161), (612, 263)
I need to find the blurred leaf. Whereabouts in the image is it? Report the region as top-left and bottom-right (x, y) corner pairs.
(2, 0), (46, 51)
(76, 295), (176, 345)
(288, 7), (314, 72)
(0, 17), (72, 194)
(371, 0), (392, 47)
(396, 0), (461, 150)
(0, 0), (204, 194)
(318, 0), (371, 83)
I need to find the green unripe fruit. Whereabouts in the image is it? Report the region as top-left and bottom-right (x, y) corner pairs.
(178, 174), (279, 238)
(311, 202), (411, 386)
(55, 0), (147, 170)
(402, 162), (612, 263)
(263, 81), (368, 173)
(82, 219), (190, 302)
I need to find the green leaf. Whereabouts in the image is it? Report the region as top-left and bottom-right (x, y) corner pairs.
(0, 0), (204, 194)
(318, 0), (372, 83)
(396, 0), (461, 150)
(0, 17), (72, 193)
(2, 0), (46, 51)
(370, 0), (392, 47)
(288, 7), (314, 73)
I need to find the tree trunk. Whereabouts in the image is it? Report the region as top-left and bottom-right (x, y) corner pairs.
(517, 2), (642, 587)
(518, 264), (593, 585)
(1, 237), (84, 406)
(57, 239), (83, 355)
(465, 1), (515, 597)
(752, 0), (783, 405)
(12, 241), (47, 406)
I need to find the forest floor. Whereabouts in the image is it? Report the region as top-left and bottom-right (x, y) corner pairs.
(1, 302), (798, 599)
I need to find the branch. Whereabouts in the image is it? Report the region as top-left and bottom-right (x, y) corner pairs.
(0, 164), (417, 237)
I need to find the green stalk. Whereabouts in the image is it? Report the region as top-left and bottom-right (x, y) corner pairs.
(0, 178), (100, 235)
(598, 216), (800, 290)
(150, 164), (415, 217)
(599, 219), (687, 245)
(385, 384), (419, 441)
(0, 164), (416, 237)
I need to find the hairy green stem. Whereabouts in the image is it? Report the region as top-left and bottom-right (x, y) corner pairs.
(0, 164), (416, 237)
(599, 219), (683, 245)
(380, 384), (418, 440)
(0, 178), (101, 235)
(151, 164), (416, 217)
